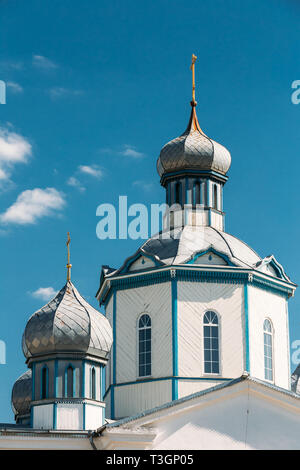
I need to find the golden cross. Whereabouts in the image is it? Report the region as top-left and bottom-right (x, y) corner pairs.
(190, 54), (197, 103)
(66, 232), (72, 281)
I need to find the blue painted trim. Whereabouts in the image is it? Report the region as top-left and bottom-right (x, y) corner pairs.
(53, 403), (57, 430)
(100, 268), (292, 305)
(54, 359), (58, 398)
(83, 402), (86, 430)
(32, 363), (36, 401)
(111, 385), (115, 420)
(244, 284), (250, 373)
(113, 291), (117, 385)
(186, 248), (235, 266)
(171, 277), (178, 401)
(161, 169), (228, 186)
(172, 378), (178, 400)
(103, 376), (233, 399)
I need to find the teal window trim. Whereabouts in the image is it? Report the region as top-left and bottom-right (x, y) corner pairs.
(244, 284), (250, 373)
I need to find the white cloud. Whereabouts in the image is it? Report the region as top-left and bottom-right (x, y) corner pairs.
(133, 180), (155, 192)
(49, 87), (83, 99)
(32, 54), (57, 70)
(99, 145), (145, 159)
(0, 187), (65, 225)
(31, 287), (57, 301)
(78, 165), (103, 179)
(121, 145), (145, 159)
(7, 81), (23, 93)
(67, 176), (85, 192)
(0, 127), (32, 185)
(0, 60), (24, 71)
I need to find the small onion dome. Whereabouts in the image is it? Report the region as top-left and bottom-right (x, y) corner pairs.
(23, 281), (112, 360)
(11, 370), (32, 418)
(157, 102), (231, 178)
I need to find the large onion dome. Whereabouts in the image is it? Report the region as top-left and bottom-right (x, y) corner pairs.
(157, 102), (231, 178)
(11, 370), (32, 419)
(23, 280), (112, 360)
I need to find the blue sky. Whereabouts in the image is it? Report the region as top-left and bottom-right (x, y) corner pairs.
(0, 0), (300, 423)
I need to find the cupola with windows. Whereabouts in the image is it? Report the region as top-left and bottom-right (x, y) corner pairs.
(12, 234), (112, 431)
(157, 55), (231, 231)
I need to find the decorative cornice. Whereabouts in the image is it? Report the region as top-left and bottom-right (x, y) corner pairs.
(99, 266), (295, 306)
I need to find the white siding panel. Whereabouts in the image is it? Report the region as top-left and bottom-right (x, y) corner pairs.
(33, 404), (53, 429)
(85, 404), (103, 430)
(116, 283), (172, 383)
(56, 403), (82, 430)
(177, 282), (244, 379)
(248, 286), (289, 389)
(114, 380), (172, 419)
(178, 379), (226, 398)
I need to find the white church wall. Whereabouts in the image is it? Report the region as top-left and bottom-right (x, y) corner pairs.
(178, 379), (226, 397)
(33, 404), (53, 429)
(85, 404), (103, 430)
(56, 403), (82, 430)
(248, 286), (289, 389)
(150, 385), (300, 450)
(116, 283), (173, 383)
(114, 380), (172, 419)
(177, 282), (244, 380)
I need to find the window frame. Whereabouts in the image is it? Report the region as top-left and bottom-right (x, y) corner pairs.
(64, 364), (76, 398)
(137, 313), (152, 379)
(263, 318), (274, 383)
(202, 310), (221, 376)
(40, 365), (49, 399)
(90, 366), (96, 400)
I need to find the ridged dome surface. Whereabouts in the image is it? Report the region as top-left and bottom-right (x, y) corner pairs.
(157, 104), (231, 177)
(123, 225), (262, 269)
(11, 370), (32, 417)
(23, 281), (112, 360)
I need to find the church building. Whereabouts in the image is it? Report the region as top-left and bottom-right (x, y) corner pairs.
(0, 57), (299, 450)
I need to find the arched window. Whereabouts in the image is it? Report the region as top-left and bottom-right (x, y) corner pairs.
(203, 311), (220, 374)
(193, 181), (200, 207)
(264, 319), (273, 381)
(175, 182), (181, 205)
(41, 365), (49, 399)
(91, 367), (96, 400)
(138, 314), (151, 377)
(213, 184), (218, 210)
(65, 365), (75, 398)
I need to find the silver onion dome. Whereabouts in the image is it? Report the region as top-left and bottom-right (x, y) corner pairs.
(11, 370), (32, 418)
(23, 281), (112, 360)
(157, 102), (231, 178)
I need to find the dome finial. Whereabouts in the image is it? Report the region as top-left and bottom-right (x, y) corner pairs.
(190, 54), (197, 105)
(66, 232), (72, 281)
